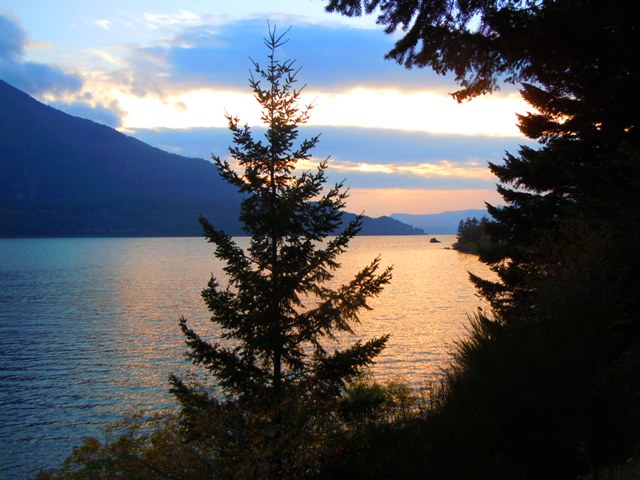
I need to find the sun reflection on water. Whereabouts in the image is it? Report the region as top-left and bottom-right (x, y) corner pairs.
(0, 235), (494, 477)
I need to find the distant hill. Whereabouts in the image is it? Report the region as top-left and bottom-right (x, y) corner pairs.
(391, 210), (489, 234)
(0, 80), (423, 237)
(352, 214), (424, 236)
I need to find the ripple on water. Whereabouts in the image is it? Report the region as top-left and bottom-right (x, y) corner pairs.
(0, 236), (493, 478)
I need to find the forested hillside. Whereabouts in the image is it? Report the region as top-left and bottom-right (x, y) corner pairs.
(0, 80), (423, 236)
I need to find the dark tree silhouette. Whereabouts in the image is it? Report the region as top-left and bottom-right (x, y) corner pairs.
(325, 0), (640, 314)
(326, 2), (640, 478)
(170, 27), (392, 478)
(452, 216), (490, 254)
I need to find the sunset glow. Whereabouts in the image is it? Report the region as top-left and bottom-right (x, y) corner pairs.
(307, 88), (526, 137)
(114, 86), (526, 137)
(0, 0), (527, 215)
(345, 188), (503, 217)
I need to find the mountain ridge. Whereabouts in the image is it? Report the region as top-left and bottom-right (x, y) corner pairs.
(0, 80), (423, 237)
(391, 210), (489, 234)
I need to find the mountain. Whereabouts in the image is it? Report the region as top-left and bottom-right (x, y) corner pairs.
(391, 210), (489, 234)
(0, 80), (423, 237)
(351, 214), (424, 236)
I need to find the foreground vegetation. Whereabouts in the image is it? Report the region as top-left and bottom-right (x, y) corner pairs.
(41, 0), (640, 478)
(36, 376), (423, 480)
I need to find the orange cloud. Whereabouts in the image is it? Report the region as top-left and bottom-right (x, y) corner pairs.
(298, 157), (495, 182)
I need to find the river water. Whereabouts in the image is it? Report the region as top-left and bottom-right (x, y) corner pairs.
(0, 235), (493, 478)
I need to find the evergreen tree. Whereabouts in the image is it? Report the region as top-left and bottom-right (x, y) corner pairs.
(326, 2), (640, 476)
(171, 27), (392, 478)
(452, 217), (490, 254)
(325, 0), (640, 314)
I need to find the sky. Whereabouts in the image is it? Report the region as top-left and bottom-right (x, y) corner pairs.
(0, 0), (533, 216)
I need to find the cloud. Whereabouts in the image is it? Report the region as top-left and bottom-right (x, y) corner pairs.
(308, 89), (525, 135)
(103, 21), (266, 95)
(129, 125), (531, 190)
(128, 126), (233, 159)
(0, 59), (83, 95)
(93, 19), (112, 31)
(0, 13), (25, 59)
(0, 14), (82, 96)
(103, 18), (462, 97)
(50, 98), (125, 128)
(144, 10), (203, 27)
(315, 164), (496, 190)
(159, 19), (521, 94)
(311, 127), (527, 164)
(280, 23), (455, 91)
(321, 158), (494, 181)
(128, 124), (510, 214)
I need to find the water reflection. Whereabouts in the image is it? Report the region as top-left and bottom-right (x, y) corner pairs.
(333, 236), (494, 383)
(0, 235), (493, 478)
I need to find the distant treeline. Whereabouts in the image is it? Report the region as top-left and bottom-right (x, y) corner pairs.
(452, 217), (491, 254)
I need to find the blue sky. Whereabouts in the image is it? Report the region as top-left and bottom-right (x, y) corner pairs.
(0, 0), (531, 215)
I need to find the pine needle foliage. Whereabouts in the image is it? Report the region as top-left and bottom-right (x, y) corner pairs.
(172, 24), (391, 439)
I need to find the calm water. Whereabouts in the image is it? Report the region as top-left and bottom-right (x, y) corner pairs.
(0, 236), (493, 478)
